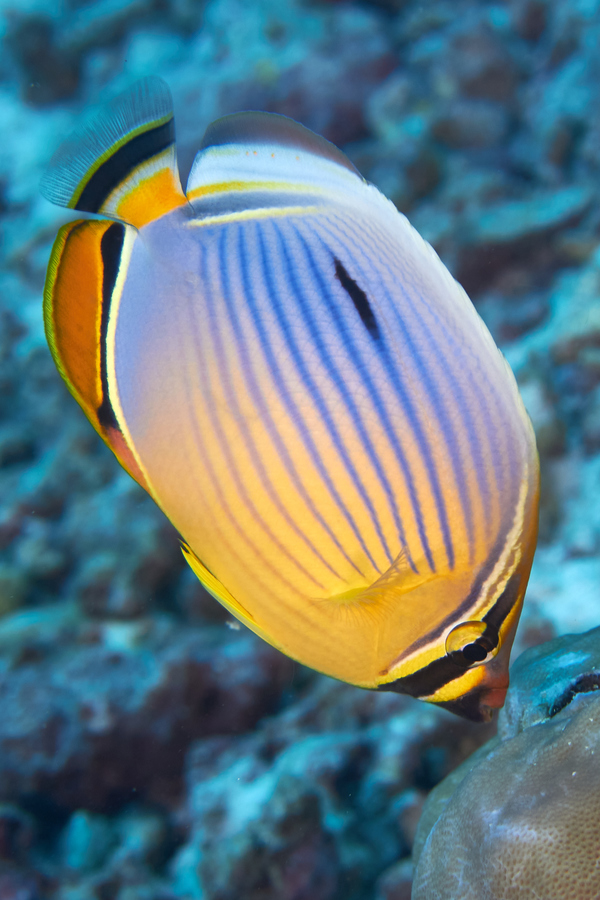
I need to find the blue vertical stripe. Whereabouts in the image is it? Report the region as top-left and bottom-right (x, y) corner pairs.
(261, 220), (414, 571)
(290, 220), (446, 571)
(309, 214), (480, 557)
(173, 293), (286, 604)
(197, 233), (330, 590)
(324, 209), (513, 532)
(213, 224), (349, 582)
(179, 237), (310, 597)
(235, 220), (385, 577)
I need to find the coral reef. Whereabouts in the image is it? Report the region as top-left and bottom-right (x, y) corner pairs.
(412, 626), (600, 899)
(0, 0), (600, 895)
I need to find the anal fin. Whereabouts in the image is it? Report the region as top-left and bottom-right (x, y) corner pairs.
(181, 542), (284, 652)
(41, 77), (187, 229)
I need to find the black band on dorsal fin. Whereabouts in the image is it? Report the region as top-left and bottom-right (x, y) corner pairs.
(76, 118), (175, 215)
(41, 77), (186, 227)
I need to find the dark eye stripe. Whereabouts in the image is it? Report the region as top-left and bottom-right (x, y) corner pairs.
(482, 570), (522, 632)
(334, 258), (380, 340)
(378, 569), (523, 700)
(379, 653), (470, 699)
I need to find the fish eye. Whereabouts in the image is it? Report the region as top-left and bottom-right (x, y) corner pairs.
(445, 621), (499, 667)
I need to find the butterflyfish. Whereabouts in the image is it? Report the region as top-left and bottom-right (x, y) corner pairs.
(41, 77), (539, 721)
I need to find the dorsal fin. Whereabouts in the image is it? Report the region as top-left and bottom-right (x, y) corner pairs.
(186, 111), (364, 201)
(41, 77), (186, 229)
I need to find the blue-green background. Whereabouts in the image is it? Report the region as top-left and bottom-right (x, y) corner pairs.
(0, 1), (598, 897)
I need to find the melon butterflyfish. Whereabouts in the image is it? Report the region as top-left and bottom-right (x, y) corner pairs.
(41, 77), (539, 721)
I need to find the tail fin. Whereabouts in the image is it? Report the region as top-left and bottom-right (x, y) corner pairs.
(41, 77), (187, 229)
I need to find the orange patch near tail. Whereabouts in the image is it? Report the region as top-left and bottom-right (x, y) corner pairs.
(44, 218), (149, 493)
(44, 219), (110, 419)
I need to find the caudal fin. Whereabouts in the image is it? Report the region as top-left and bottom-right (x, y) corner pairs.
(41, 77), (187, 228)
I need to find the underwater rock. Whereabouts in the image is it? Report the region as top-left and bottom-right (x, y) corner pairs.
(61, 810), (117, 874)
(469, 185), (594, 246)
(219, 6), (396, 148)
(581, 385), (600, 452)
(3, 0), (206, 106)
(5, 0), (600, 897)
(0, 614), (294, 811)
(0, 323), (188, 618)
(4, 13), (80, 106)
(374, 858), (413, 900)
(0, 566), (26, 619)
(0, 804), (35, 864)
(500, 624), (600, 734)
(171, 678), (493, 900)
(176, 767), (339, 900)
(431, 99), (509, 149)
(517, 378), (565, 458)
(511, 0), (600, 181)
(0, 868), (41, 900)
(456, 184), (593, 296)
(511, 0), (548, 42)
(365, 72), (415, 146)
(113, 806), (170, 868)
(412, 626), (600, 900)
(428, 17), (520, 105)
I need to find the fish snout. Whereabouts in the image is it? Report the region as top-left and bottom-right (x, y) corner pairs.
(438, 637), (514, 722)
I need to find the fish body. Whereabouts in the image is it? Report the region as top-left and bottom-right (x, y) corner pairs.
(42, 78), (539, 720)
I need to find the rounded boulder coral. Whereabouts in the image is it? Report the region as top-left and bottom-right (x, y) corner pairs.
(412, 627), (600, 900)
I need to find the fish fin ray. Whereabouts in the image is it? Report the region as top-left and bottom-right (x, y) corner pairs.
(326, 548), (428, 609)
(41, 77), (186, 228)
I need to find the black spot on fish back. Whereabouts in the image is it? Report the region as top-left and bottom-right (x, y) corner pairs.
(334, 258), (380, 340)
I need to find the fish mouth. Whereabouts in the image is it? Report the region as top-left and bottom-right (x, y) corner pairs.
(435, 683), (508, 723)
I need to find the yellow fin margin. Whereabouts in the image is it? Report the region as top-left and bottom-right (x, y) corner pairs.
(181, 542), (285, 652)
